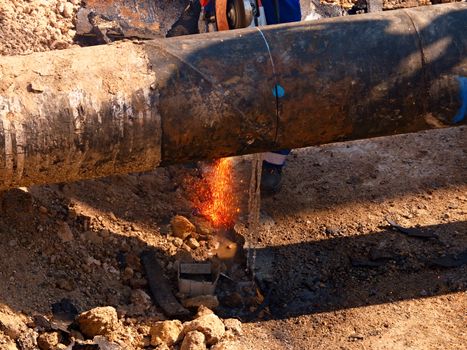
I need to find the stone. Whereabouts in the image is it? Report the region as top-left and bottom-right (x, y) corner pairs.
(150, 320), (183, 346)
(57, 221), (74, 242)
(121, 267), (134, 281)
(129, 289), (152, 314)
(108, 212), (117, 221)
(180, 330), (206, 350)
(186, 238), (200, 250)
(86, 256), (102, 266)
(195, 306), (214, 318)
(324, 225), (340, 236)
(183, 314), (225, 345)
(37, 332), (60, 350)
(182, 295), (219, 310)
(17, 329), (39, 350)
(173, 237), (184, 248)
(104, 263), (119, 275)
(62, 2), (74, 18)
(223, 319), (242, 336)
(77, 306), (119, 338)
(1, 340), (18, 350)
(32, 314), (52, 332)
(208, 238), (220, 250)
(171, 215), (196, 240)
(348, 333), (364, 341)
(57, 1), (65, 14)
(0, 311), (28, 340)
(29, 81), (45, 93)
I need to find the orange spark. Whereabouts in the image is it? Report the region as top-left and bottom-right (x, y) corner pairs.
(196, 158), (238, 228)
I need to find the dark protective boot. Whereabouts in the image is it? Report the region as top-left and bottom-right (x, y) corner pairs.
(260, 161), (283, 195)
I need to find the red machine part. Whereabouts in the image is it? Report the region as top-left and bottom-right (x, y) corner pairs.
(215, 0), (230, 31)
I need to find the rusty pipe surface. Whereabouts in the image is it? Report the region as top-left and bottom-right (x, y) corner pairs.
(0, 3), (466, 190)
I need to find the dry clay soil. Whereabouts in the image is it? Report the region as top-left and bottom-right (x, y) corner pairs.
(0, 1), (466, 349)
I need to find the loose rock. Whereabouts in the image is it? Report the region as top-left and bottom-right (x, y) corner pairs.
(150, 320), (183, 347)
(32, 314), (52, 332)
(173, 237), (184, 248)
(183, 313), (225, 345)
(0, 311), (28, 340)
(171, 215), (196, 240)
(223, 319), (242, 336)
(77, 306), (119, 338)
(62, 2), (74, 18)
(0, 340), (18, 350)
(186, 237), (200, 250)
(37, 332), (60, 350)
(196, 306), (215, 318)
(181, 330), (207, 350)
(17, 329), (39, 350)
(121, 267), (134, 282)
(128, 289), (153, 315)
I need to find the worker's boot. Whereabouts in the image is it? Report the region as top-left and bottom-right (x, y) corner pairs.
(260, 161), (284, 195)
(260, 150), (290, 194)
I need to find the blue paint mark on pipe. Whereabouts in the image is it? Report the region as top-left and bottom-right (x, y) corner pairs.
(273, 84), (285, 98)
(453, 76), (467, 123)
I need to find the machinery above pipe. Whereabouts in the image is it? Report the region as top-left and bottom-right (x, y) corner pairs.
(0, 3), (466, 191)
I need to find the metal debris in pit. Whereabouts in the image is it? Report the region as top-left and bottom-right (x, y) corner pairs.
(178, 262), (220, 297)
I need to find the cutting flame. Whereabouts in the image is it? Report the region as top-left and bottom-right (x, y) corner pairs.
(195, 158), (239, 228)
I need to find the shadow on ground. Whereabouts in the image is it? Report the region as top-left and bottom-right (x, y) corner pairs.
(252, 220), (466, 320)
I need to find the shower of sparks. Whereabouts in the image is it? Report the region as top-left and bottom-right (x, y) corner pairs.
(195, 158), (239, 228)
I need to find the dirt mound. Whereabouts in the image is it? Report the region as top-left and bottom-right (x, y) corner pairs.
(0, 0), (81, 56)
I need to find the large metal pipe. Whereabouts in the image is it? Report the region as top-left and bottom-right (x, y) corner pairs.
(0, 3), (466, 190)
